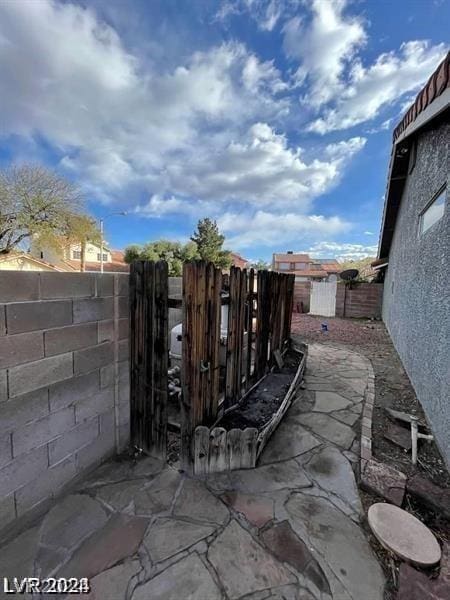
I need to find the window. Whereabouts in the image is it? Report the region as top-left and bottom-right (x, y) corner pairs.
(72, 250), (81, 259)
(278, 262), (290, 270)
(97, 253), (108, 262)
(420, 187), (446, 235)
(296, 262), (306, 270)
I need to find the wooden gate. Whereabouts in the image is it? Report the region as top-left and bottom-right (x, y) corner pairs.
(309, 281), (337, 317)
(129, 260), (168, 458)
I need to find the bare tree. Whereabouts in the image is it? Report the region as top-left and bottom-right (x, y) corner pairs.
(0, 164), (83, 254)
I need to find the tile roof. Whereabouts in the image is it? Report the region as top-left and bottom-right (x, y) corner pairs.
(393, 51), (449, 141)
(273, 253), (310, 262)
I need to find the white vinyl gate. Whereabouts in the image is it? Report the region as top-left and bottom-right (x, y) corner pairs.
(309, 281), (337, 317)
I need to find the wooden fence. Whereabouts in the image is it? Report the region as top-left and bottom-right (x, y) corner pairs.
(129, 260), (295, 470)
(181, 262), (295, 470)
(129, 260), (168, 458)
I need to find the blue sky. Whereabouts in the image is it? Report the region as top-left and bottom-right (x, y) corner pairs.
(0, 0), (448, 261)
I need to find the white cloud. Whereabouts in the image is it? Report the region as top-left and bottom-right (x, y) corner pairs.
(215, 0), (295, 32)
(165, 125), (366, 208)
(283, 0), (366, 107)
(218, 211), (350, 249)
(364, 231), (374, 236)
(300, 241), (378, 261)
(0, 1), (290, 199)
(308, 41), (448, 133)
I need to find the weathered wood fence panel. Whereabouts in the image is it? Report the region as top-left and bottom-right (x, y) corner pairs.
(225, 266), (247, 409)
(130, 260), (168, 458)
(181, 261), (222, 468)
(193, 426), (258, 473)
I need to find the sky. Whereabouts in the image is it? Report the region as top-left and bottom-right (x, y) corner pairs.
(0, 0), (448, 262)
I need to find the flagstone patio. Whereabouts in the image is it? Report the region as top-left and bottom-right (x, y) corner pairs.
(0, 343), (385, 600)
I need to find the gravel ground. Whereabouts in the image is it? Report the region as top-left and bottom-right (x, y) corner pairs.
(291, 313), (449, 485)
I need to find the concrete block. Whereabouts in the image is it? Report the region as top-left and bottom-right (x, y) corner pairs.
(0, 494), (16, 525)
(118, 295), (129, 318)
(49, 419), (99, 465)
(118, 360), (129, 383)
(73, 297), (113, 323)
(118, 423), (130, 451)
(0, 432), (12, 469)
(0, 305), (5, 335)
(0, 445), (48, 498)
(74, 342), (114, 375)
(0, 369), (8, 402)
(40, 273), (95, 299)
(15, 455), (77, 515)
(97, 274), (114, 297)
(99, 409), (115, 436)
(13, 407), (75, 457)
(7, 300), (73, 334)
(0, 331), (44, 369)
(118, 339), (129, 361)
(44, 322), (97, 356)
(8, 353), (73, 398)
(49, 370), (100, 412)
(98, 319), (114, 343)
(117, 274), (129, 297)
(100, 364), (115, 388)
(119, 378), (129, 408)
(118, 318), (129, 340)
(0, 388), (49, 435)
(75, 387), (114, 422)
(75, 431), (115, 473)
(118, 401), (129, 428)
(0, 272), (40, 302)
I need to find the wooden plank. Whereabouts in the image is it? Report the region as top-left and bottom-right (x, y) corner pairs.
(181, 261), (194, 470)
(256, 346), (306, 458)
(208, 427), (227, 473)
(210, 267), (222, 420)
(225, 267), (237, 408)
(240, 428), (258, 468)
(246, 268), (254, 389)
(194, 426), (210, 475)
(227, 428), (242, 470)
(153, 261), (168, 460)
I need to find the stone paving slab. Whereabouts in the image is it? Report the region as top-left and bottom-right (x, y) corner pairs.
(144, 517), (215, 562)
(297, 413), (356, 449)
(286, 494), (384, 600)
(0, 342), (385, 600)
(208, 519), (296, 599)
(131, 553), (222, 600)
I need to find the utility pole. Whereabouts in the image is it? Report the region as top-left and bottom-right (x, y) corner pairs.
(99, 212), (127, 273)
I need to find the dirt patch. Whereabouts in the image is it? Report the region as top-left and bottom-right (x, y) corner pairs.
(218, 349), (301, 431)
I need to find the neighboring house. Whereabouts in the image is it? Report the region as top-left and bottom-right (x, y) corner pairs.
(272, 252), (341, 281)
(230, 252), (248, 269)
(375, 52), (449, 466)
(31, 239), (129, 272)
(0, 252), (66, 272)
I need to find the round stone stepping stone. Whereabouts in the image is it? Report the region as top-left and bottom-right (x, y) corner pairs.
(368, 503), (441, 566)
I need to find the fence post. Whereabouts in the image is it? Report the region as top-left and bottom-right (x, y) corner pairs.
(129, 260), (168, 458)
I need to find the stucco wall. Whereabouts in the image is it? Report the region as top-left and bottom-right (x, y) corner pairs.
(382, 120), (450, 466)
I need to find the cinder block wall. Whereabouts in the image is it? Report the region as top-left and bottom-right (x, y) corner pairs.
(0, 272), (129, 534)
(335, 283), (383, 318)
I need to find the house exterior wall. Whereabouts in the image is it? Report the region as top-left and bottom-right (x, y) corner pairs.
(0, 257), (57, 272)
(0, 272), (129, 536)
(382, 120), (450, 466)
